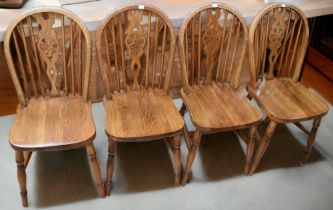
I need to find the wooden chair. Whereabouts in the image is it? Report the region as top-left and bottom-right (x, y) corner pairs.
(95, 5), (184, 195)
(247, 3), (329, 175)
(178, 3), (262, 185)
(4, 7), (105, 207)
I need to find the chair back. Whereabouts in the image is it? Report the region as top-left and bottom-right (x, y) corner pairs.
(4, 7), (92, 106)
(178, 3), (248, 92)
(96, 4), (176, 99)
(248, 3), (309, 89)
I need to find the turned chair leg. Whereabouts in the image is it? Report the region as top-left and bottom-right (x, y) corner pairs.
(301, 117), (322, 165)
(244, 126), (256, 175)
(15, 150), (28, 207)
(105, 138), (117, 196)
(183, 125), (192, 151)
(249, 121), (277, 175)
(172, 134), (182, 186)
(16, 150), (28, 207)
(181, 129), (202, 186)
(86, 143), (105, 197)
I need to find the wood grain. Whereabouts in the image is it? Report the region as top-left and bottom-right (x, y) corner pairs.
(251, 78), (328, 123)
(10, 96), (95, 151)
(247, 4), (329, 175)
(104, 89), (184, 141)
(178, 3), (262, 185)
(4, 8), (92, 105)
(181, 84), (262, 132)
(4, 7), (104, 206)
(15, 150), (28, 207)
(96, 5), (184, 195)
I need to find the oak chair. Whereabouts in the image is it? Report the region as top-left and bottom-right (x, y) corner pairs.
(178, 3), (262, 185)
(4, 7), (105, 207)
(247, 3), (329, 175)
(95, 5), (184, 195)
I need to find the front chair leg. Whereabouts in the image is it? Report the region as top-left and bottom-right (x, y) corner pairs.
(86, 143), (105, 197)
(249, 121), (277, 175)
(172, 134), (182, 186)
(244, 126), (256, 175)
(105, 138), (117, 196)
(301, 117), (322, 165)
(16, 150), (28, 207)
(181, 129), (202, 186)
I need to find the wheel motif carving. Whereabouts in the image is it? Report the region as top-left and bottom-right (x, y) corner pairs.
(37, 13), (61, 96)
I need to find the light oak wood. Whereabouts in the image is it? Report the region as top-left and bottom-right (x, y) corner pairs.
(16, 150), (28, 207)
(105, 138), (117, 195)
(249, 120), (277, 175)
(178, 3), (262, 185)
(250, 79), (328, 123)
(10, 97), (96, 151)
(95, 4), (184, 195)
(247, 4), (329, 175)
(23, 151), (32, 169)
(4, 7), (105, 206)
(1, 0), (333, 102)
(181, 84), (262, 132)
(104, 90), (184, 141)
(86, 143), (106, 197)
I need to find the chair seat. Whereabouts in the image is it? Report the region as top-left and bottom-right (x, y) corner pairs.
(253, 78), (329, 122)
(9, 96), (95, 151)
(104, 90), (184, 141)
(181, 84), (262, 131)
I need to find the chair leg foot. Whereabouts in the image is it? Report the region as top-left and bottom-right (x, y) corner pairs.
(16, 150), (28, 207)
(86, 143), (105, 198)
(249, 121), (277, 175)
(181, 130), (202, 186)
(106, 138), (117, 196)
(244, 126), (256, 175)
(301, 118), (321, 165)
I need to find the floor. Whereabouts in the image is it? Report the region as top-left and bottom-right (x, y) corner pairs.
(0, 44), (18, 116)
(0, 46), (333, 209)
(0, 99), (333, 210)
(302, 48), (333, 104)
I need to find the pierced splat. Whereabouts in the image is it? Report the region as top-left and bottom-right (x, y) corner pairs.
(36, 13), (61, 96)
(125, 10), (146, 91)
(202, 9), (222, 85)
(267, 8), (286, 79)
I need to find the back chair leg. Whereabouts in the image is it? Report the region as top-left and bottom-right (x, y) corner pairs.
(23, 151), (32, 169)
(246, 94), (253, 100)
(105, 138), (117, 196)
(179, 103), (187, 116)
(244, 126), (256, 175)
(301, 117), (322, 165)
(183, 125), (192, 151)
(16, 150), (28, 207)
(181, 129), (202, 186)
(172, 134), (182, 186)
(86, 143), (105, 198)
(249, 121), (277, 175)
